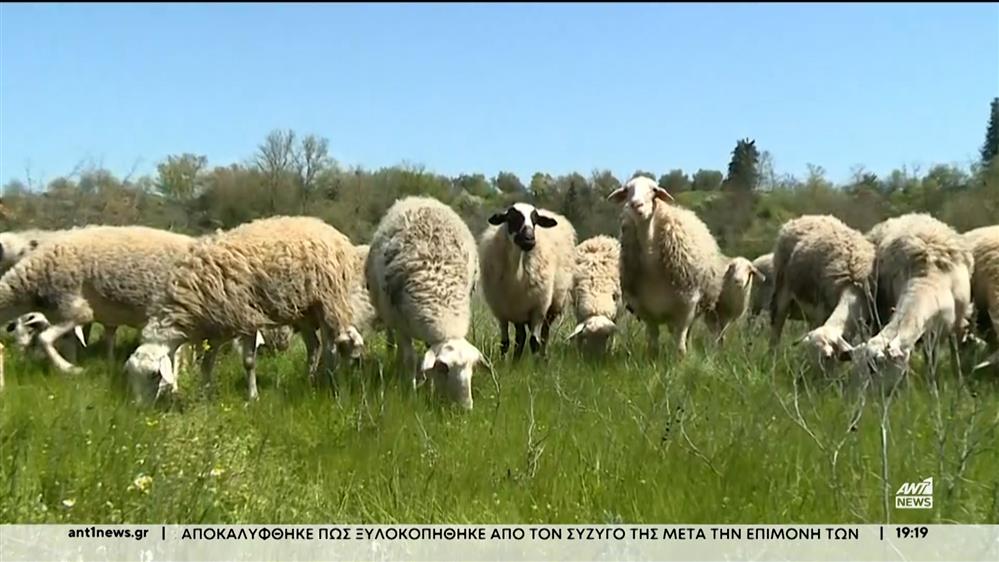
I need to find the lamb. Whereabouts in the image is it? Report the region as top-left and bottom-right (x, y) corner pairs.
(607, 176), (731, 357)
(568, 235), (623, 356)
(705, 256), (767, 342)
(963, 225), (999, 371)
(2, 312), (87, 364)
(124, 216), (356, 403)
(479, 202), (577, 358)
(768, 215), (876, 360)
(0, 225), (197, 374)
(850, 213), (975, 370)
(365, 196), (484, 410)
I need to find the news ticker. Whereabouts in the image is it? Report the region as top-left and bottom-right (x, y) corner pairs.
(1, 524), (997, 562)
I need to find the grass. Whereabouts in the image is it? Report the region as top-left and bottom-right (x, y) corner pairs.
(1, 301), (997, 525)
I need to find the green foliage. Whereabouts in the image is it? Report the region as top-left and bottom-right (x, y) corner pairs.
(691, 169), (724, 192)
(1, 131), (995, 260)
(658, 169), (691, 193)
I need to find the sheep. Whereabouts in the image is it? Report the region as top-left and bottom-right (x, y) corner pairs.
(0, 225), (197, 374)
(749, 253), (775, 319)
(767, 215), (876, 361)
(365, 196), (484, 410)
(2, 311), (87, 364)
(479, 202), (577, 358)
(124, 216), (356, 403)
(963, 225), (999, 371)
(705, 256), (767, 343)
(850, 213), (974, 371)
(568, 235), (623, 356)
(607, 176), (732, 357)
(0, 227), (109, 358)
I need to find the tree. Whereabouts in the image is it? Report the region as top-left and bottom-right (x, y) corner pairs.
(493, 171), (526, 194)
(630, 170), (656, 181)
(757, 151), (777, 191)
(155, 153), (207, 201)
(658, 169), (690, 193)
(723, 138), (760, 192)
(690, 169), (723, 191)
(981, 97), (999, 166)
(296, 134), (332, 207)
(454, 173), (493, 198)
(256, 129), (297, 213)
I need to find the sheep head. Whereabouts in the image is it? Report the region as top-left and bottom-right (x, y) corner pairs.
(606, 176), (673, 221)
(420, 338), (483, 411)
(488, 203), (558, 252)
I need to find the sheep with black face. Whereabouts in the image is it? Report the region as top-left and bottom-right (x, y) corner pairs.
(479, 203), (578, 358)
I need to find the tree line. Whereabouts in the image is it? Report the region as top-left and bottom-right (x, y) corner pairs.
(2, 98), (997, 260)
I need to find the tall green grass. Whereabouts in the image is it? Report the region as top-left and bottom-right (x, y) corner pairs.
(1, 304), (997, 524)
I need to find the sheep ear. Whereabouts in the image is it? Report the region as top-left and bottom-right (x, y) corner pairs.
(420, 349), (438, 372)
(606, 187), (628, 202)
(488, 212), (508, 225)
(158, 355), (176, 386)
(653, 187), (675, 202)
(750, 265), (766, 283)
(254, 330), (266, 350)
(567, 322), (586, 340)
(535, 214), (557, 228)
(74, 326), (87, 348)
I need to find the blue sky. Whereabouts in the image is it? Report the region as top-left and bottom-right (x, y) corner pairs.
(1, 3), (997, 187)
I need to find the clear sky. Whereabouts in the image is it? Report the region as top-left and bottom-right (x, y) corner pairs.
(1, 3), (997, 188)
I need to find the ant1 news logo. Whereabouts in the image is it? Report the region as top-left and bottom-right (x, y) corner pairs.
(895, 477), (933, 509)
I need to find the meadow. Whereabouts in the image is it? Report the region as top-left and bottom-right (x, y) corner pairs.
(1, 300), (997, 525)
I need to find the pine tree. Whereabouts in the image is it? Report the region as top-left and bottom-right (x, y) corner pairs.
(981, 97), (999, 166)
(723, 138), (760, 192)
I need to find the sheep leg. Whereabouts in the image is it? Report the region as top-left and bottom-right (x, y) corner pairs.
(319, 323), (339, 392)
(239, 333), (259, 401)
(301, 326), (321, 386)
(769, 283), (793, 347)
(38, 321), (84, 374)
(645, 322), (660, 359)
(199, 339), (223, 392)
(498, 320), (510, 355)
(513, 324), (528, 360)
(103, 325), (118, 364)
(397, 334), (417, 390)
(672, 304), (699, 357)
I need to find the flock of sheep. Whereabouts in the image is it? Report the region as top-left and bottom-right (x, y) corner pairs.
(0, 175), (996, 410)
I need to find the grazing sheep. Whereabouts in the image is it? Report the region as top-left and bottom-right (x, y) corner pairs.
(124, 216), (356, 403)
(479, 203), (577, 358)
(963, 225), (999, 371)
(568, 235), (623, 356)
(851, 213), (974, 370)
(769, 215), (876, 360)
(607, 176), (730, 357)
(334, 243), (383, 361)
(2, 311), (87, 364)
(366, 196), (483, 410)
(0, 225), (196, 374)
(0, 227), (110, 358)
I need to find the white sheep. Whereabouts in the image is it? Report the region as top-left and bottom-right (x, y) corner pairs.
(479, 202), (577, 358)
(124, 215), (357, 403)
(768, 215), (876, 360)
(568, 235), (623, 356)
(0, 227), (112, 359)
(963, 225), (999, 371)
(365, 196), (484, 410)
(850, 213), (974, 371)
(0, 225), (196, 374)
(705, 256), (767, 343)
(608, 176), (730, 357)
